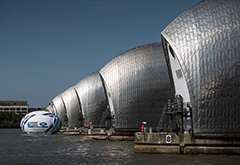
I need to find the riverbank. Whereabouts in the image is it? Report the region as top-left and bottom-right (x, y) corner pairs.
(0, 112), (23, 129)
(0, 125), (20, 129)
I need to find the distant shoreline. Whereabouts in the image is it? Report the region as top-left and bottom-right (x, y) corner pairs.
(0, 125), (20, 129)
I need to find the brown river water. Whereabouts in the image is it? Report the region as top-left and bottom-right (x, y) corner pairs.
(0, 129), (240, 165)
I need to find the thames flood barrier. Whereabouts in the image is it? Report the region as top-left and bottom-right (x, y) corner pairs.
(134, 96), (240, 154)
(45, 0), (240, 152)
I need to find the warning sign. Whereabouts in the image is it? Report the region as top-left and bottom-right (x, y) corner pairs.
(166, 135), (171, 143)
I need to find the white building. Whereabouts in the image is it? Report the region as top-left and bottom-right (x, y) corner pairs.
(0, 101), (28, 115)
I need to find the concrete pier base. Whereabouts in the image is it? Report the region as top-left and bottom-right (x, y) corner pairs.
(83, 128), (135, 141)
(61, 127), (81, 135)
(135, 145), (240, 154)
(63, 131), (80, 135)
(135, 145), (180, 154)
(84, 135), (108, 141)
(84, 135), (134, 141)
(134, 133), (240, 154)
(108, 136), (134, 141)
(184, 146), (240, 154)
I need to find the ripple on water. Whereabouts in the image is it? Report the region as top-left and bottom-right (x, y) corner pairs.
(1, 129), (240, 165)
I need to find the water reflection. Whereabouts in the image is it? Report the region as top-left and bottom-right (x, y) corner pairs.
(0, 129), (240, 165)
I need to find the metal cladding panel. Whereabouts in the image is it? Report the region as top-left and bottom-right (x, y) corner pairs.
(74, 72), (109, 128)
(100, 42), (174, 129)
(52, 105), (57, 116)
(161, 0), (240, 134)
(46, 105), (54, 114)
(61, 86), (81, 127)
(52, 95), (66, 126)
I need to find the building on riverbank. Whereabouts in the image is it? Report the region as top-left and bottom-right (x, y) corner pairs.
(0, 101), (28, 115)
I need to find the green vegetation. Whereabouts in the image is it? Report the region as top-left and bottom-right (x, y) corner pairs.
(0, 112), (24, 128)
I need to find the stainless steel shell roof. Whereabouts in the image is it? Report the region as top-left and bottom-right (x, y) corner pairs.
(100, 42), (174, 129)
(46, 104), (54, 114)
(161, 0), (240, 134)
(52, 95), (66, 126)
(74, 72), (109, 128)
(61, 86), (82, 127)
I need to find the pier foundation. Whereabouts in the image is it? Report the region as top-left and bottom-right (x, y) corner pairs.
(134, 133), (240, 154)
(60, 127), (81, 135)
(83, 128), (135, 141)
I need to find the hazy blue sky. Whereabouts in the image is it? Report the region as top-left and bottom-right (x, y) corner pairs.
(0, 0), (201, 107)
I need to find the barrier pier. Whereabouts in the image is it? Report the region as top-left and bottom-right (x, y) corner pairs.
(134, 132), (240, 154)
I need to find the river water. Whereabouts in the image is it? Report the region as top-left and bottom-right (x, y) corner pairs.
(0, 129), (240, 165)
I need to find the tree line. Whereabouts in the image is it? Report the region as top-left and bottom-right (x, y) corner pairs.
(0, 112), (24, 128)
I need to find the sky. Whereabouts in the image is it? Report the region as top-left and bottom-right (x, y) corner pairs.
(0, 0), (201, 107)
